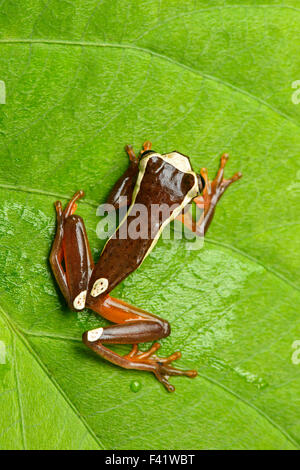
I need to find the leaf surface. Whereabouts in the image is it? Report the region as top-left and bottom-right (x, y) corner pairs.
(0, 0), (300, 450)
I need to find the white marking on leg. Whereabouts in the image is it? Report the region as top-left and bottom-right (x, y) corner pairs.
(73, 290), (87, 310)
(87, 327), (104, 342)
(91, 278), (109, 297)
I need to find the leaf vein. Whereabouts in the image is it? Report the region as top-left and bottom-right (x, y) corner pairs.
(0, 38), (298, 130)
(13, 336), (27, 450)
(0, 304), (104, 450)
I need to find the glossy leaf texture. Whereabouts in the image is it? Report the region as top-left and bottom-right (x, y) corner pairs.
(0, 0), (300, 450)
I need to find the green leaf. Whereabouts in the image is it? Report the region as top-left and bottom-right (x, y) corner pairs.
(0, 0), (300, 450)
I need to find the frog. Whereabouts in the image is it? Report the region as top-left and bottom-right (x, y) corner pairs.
(50, 141), (242, 392)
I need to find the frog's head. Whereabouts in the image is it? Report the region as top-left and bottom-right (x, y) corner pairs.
(161, 151), (205, 195)
(140, 149), (205, 196)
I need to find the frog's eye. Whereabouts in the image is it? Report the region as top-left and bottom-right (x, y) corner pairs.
(197, 174), (205, 193)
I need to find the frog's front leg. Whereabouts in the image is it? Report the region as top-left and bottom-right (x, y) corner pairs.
(83, 296), (197, 392)
(106, 141), (152, 210)
(49, 191), (94, 310)
(199, 153), (242, 234)
(178, 153), (242, 236)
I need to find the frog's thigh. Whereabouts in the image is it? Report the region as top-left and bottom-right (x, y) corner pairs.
(62, 214), (94, 311)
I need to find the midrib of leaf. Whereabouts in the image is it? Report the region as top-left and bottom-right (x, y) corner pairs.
(0, 182), (299, 296)
(0, 38), (299, 130)
(0, 183), (99, 208)
(205, 238), (300, 293)
(0, 303), (104, 450)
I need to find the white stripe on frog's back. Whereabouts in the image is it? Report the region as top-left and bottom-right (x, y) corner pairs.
(160, 151), (193, 173)
(136, 152), (199, 260)
(97, 151), (198, 284)
(132, 151), (197, 213)
(137, 151), (193, 179)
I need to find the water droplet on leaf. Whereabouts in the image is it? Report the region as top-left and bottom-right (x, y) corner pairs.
(130, 380), (141, 393)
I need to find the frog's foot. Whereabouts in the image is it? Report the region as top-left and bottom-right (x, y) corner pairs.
(176, 154), (242, 236)
(191, 153), (242, 234)
(196, 153), (242, 210)
(125, 141), (152, 163)
(124, 144), (138, 164)
(55, 190), (85, 221)
(140, 140), (152, 156)
(124, 343), (197, 392)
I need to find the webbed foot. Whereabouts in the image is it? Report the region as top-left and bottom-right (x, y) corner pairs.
(124, 141), (152, 163)
(193, 153), (242, 234)
(124, 343), (197, 392)
(199, 153), (242, 206)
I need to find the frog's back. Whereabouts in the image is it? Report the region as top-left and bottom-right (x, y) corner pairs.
(87, 152), (199, 305)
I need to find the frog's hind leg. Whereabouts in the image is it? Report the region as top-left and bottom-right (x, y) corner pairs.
(50, 191), (94, 311)
(83, 296), (197, 392)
